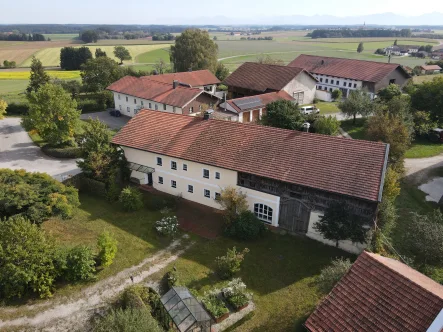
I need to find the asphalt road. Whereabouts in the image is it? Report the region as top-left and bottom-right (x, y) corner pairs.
(80, 110), (130, 130)
(0, 118), (80, 181)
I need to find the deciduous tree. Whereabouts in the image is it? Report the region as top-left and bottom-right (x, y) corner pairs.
(338, 89), (373, 124)
(25, 83), (80, 146)
(331, 89), (342, 101)
(81, 57), (123, 93)
(153, 58), (169, 74)
(313, 116), (340, 135)
(215, 62), (230, 81)
(317, 258), (352, 292)
(27, 56), (50, 94)
(261, 99), (305, 130)
(410, 77), (443, 123)
(113, 46), (132, 64)
(170, 29), (218, 73)
(217, 186), (248, 223)
(95, 48), (107, 58)
(60, 46), (93, 70)
(357, 42), (364, 53)
(377, 84), (402, 102)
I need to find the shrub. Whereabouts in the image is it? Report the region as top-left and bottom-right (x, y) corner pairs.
(106, 179), (121, 202)
(217, 186), (249, 223)
(0, 99), (7, 119)
(77, 99), (103, 113)
(119, 186), (143, 212)
(225, 210), (267, 240)
(92, 308), (163, 332)
(166, 269), (179, 288)
(313, 116), (340, 136)
(64, 245), (96, 282)
(123, 286), (147, 310)
(7, 102), (29, 116)
(215, 247), (250, 280)
(222, 278), (252, 309)
(317, 257), (352, 292)
(155, 216), (179, 237)
(97, 231), (118, 267)
(201, 290), (229, 319)
(331, 89), (343, 100)
(0, 216), (57, 299)
(41, 144), (82, 158)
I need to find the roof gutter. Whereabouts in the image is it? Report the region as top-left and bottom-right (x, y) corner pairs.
(377, 143), (390, 202)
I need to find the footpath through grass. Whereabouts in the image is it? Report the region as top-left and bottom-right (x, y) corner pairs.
(340, 118), (367, 140)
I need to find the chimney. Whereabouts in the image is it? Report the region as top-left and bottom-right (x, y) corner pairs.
(173, 80), (178, 89)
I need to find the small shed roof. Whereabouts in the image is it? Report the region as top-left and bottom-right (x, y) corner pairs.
(161, 286), (211, 332)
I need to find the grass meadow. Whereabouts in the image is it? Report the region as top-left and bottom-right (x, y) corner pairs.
(43, 33), (79, 41)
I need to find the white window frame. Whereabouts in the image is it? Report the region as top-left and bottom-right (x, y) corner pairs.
(203, 169), (209, 179)
(141, 100), (144, 106)
(155, 104), (158, 111)
(215, 192), (221, 200)
(171, 180), (177, 188)
(157, 157), (162, 166)
(188, 185), (193, 193)
(127, 106), (130, 113)
(183, 164), (188, 171)
(189, 106), (194, 113)
(293, 91), (304, 104)
(163, 104), (167, 111)
(204, 189), (210, 198)
(118, 94), (121, 100)
(254, 203), (273, 223)
(149, 102), (152, 109)
(171, 161), (177, 170)
(158, 176), (163, 184)
(215, 172), (220, 179)
(134, 98), (137, 104)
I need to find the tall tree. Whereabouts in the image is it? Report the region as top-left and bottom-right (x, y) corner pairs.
(95, 48), (107, 58)
(215, 62), (230, 81)
(314, 201), (368, 248)
(113, 46), (132, 64)
(26, 83), (80, 146)
(80, 30), (98, 43)
(377, 84), (402, 102)
(170, 29), (218, 73)
(60, 47), (93, 70)
(393, 39), (398, 46)
(81, 57), (123, 93)
(261, 99), (305, 130)
(410, 77), (443, 123)
(357, 42), (364, 53)
(338, 89), (373, 124)
(27, 56), (50, 94)
(153, 58), (169, 74)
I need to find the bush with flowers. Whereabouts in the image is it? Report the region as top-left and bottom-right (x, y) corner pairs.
(222, 278), (252, 310)
(155, 216), (179, 237)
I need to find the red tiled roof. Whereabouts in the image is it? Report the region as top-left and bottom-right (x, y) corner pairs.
(112, 110), (388, 202)
(144, 70), (220, 86)
(305, 251), (443, 332)
(106, 76), (202, 108)
(288, 54), (410, 83)
(421, 65), (442, 71)
(223, 62), (315, 92)
(225, 91), (294, 113)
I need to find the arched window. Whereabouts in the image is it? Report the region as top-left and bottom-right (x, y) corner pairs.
(254, 203), (273, 223)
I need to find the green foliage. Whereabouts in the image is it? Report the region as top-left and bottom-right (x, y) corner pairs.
(317, 257), (352, 292)
(382, 166), (401, 202)
(53, 79), (83, 99)
(170, 29), (218, 73)
(64, 245), (96, 282)
(25, 83), (80, 146)
(357, 42), (364, 53)
(331, 89), (342, 100)
(403, 210), (443, 266)
(0, 216), (57, 299)
(60, 46), (93, 70)
(0, 169), (80, 224)
(201, 290), (229, 319)
(106, 179), (121, 202)
(314, 201), (368, 248)
(261, 99), (305, 130)
(5, 102), (29, 116)
(119, 187), (143, 212)
(92, 308), (163, 332)
(81, 57), (123, 93)
(313, 116), (340, 135)
(410, 77), (443, 124)
(80, 30), (98, 43)
(215, 247), (250, 279)
(413, 110), (437, 136)
(377, 84), (402, 102)
(166, 269), (179, 288)
(215, 62), (230, 81)
(114, 46), (132, 64)
(338, 89), (373, 123)
(123, 287), (147, 310)
(222, 278), (252, 309)
(217, 84), (228, 91)
(95, 48), (107, 57)
(41, 144), (82, 158)
(225, 210), (267, 241)
(0, 98), (7, 119)
(79, 118), (113, 156)
(97, 231), (118, 267)
(155, 216), (179, 237)
(27, 56), (50, 94)
(217, 186), (249, 223)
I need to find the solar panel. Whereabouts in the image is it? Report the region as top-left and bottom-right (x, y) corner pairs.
(233, 96), (263, 110)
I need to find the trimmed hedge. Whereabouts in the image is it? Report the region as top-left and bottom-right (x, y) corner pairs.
(78, 99), (103, 114)
(41, 144), (82, 159)
(5, 102), (29, 116)
(81, 177), (107, 197)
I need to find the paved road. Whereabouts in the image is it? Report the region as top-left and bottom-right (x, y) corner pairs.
(81, 110), (130, 130)
(0, 118), (80, 181)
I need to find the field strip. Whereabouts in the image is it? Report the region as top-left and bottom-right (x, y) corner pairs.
(218, 49), (328, 61)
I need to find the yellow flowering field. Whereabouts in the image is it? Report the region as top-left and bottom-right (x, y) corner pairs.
(0, 71), (81, 80)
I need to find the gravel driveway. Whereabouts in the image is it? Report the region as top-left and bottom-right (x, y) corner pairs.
(0, 118), (80, 181)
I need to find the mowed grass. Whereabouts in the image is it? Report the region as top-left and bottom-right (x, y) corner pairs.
(0, 80), (28, 103)
(0, 70), (81, 80)
(316, 102), (340, 114)
(340, 118), (368, 140)
(404, 136), (443, 158)
(21, 44), (172, 67)
(136, 48), (170, 63)
(43, 34), (79, 41)
(413, 73), (443, 84)
(153, 232), (353, 332)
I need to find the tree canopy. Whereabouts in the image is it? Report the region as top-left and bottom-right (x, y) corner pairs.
(377, 84), (402, 102)
(81, 57), (123, 93)
(113, 46), (132, 64)
(60, 46), (93, 70)
(215, 62), (230, 81)
(357, 42), (364, 53)
(95, 48), (107, 58)
(27, 56), (50, 94)
(313, 116), (340, 135)
(170, 29), (218, 73)
(25, 83), (80, 146)
(410, 77), (443, 124)
(338, 89), (373, 123)
(261, 99), (305, 130)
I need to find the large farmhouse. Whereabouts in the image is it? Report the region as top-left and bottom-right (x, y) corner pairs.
(288, 54), (411, 99)
(106, 71), (220, 118)
(112, 110), (389, 253)
(223, 62), (317, 104)
(305, 251), (443, 332)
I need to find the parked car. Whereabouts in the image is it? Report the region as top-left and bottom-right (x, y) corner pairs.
(300, 105), (320, 115)
(429, 128), (443, 143)
(109, 110), (121, 117)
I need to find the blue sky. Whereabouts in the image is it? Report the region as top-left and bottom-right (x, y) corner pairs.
(3, 0), (443, 24)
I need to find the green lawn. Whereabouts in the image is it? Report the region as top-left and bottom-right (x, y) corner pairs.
(0, 80), (28, 104)
(316, 102), (340, 114)
(404, 136), (443, 158)
(153, 232), (353, 332)
(136, 48), (170, 63)
(43, 33), (79, 41)
(340, 118), (367, 140)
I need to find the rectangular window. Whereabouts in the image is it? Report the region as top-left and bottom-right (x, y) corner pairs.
(354, 83), (357, 88)
(126, 96), (128, 102)
(173, 106), (176, 113)
(319, 78), (323, 82)
(149, 102), (152, 109)
(171, 180), (177, 188)
(348, 82), (352, 87)
(155, 104), (158, 111)
(158, 176), (163, 184)
(215, 192), (221, 200)
(329, 88), (333, 92)
(325, 79), (329, 83)
(183, 164), (188, 171)
(134, 98), (137, 104)
(203, 169), (209, 179)
(163, 104), (167, 111)
(189, 107), (194, 113)
(141, 101), (144, 106)
(118, 94), (121, 100)
(188, 185), (193, 193)
(204, 189), (210, 198)
(157, 157), (162, 166)
(215, 172), (220, 179)
(331, 80), (334, 85)
(127, 107), (130, 113)
(171, 161), (177, 170)
(119, 105), (122, 110)
(343, 81), (346, 86)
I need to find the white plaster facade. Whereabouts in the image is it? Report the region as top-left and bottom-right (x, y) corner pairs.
(314, 89), (333, 102)
(313, 73), (370, 98)
(282, 71), (316, 105)
(122, 147), (281, 226)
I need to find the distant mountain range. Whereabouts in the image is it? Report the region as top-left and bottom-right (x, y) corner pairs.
(157, 12), (443, 26)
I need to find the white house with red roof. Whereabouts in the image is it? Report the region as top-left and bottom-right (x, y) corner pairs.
(112, 110), (389, 253)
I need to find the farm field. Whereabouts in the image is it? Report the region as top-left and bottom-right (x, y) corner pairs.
(43, 33), (79, 41)
(135, 47), (170, 63)
(0, 70), (81, 80)
(412, 73), (443, 84)
(0, 80), (28, 104)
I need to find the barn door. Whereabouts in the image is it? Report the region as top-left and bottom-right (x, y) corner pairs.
(278, 198), (311, 233)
